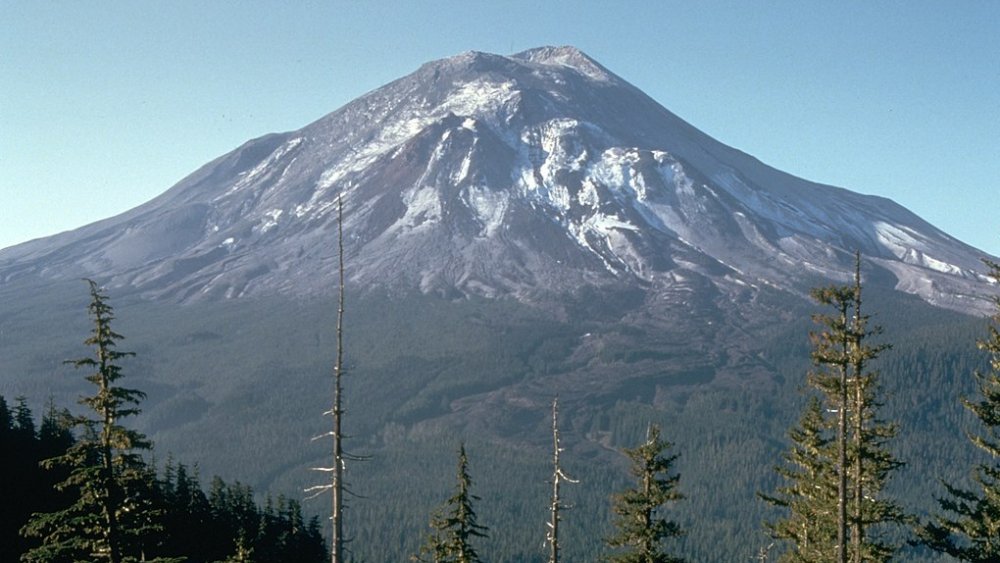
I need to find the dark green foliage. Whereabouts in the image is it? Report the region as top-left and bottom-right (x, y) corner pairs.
(157, 466), (327, 563)
(763, 267), (906, 562)
(921, 261), (1000, 561)
(759, 397), (839, 562)
(606, 424), (684, 563)
(14, 396), (36, 438)
(3, 277), (998, 561)
(0, 398), (327, 562)
(414, 444), (488, 563)
(9, 281), (326, 562)
(0, 398), (75, 562)
(20, 279), (165, 563)
(0, 395), (11, 430)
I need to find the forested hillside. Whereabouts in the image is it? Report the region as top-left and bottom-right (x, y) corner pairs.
(3, 272), (999, 561)
(0, 395), (327, 562)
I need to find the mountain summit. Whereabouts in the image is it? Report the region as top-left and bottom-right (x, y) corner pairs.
(0, 46), (992, 311)
(3, 47), (998, 562)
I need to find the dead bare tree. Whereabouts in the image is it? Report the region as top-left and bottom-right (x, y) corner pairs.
(306, 194), (366, 563)
(546, 397), (577, 563)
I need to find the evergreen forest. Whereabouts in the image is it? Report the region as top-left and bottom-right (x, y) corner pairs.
(3, 260), (1000, 561)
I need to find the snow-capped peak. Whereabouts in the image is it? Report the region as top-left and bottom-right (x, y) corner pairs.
(511, 45), (615, 82)
(0, 46), (993, 314)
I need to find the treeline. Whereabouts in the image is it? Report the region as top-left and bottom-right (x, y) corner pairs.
(0, 397), (73, 563)
(0, 395), (326, 563)
(400, 258), (1000, 562)
(1, 280), (326, 563)
(6, 253), (1000, 562)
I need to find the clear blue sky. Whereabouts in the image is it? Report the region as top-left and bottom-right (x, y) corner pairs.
(2, 1), (998, 255)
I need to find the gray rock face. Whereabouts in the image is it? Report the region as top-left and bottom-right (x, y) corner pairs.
(1, 46), (994, 311)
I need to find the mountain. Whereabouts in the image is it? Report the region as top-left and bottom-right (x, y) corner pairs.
(2, 47), (997, 561)
(0, 46), (992, 312)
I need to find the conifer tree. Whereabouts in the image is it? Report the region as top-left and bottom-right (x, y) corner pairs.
(1, 396), (77, 563)
(13, 396), (36, 440)
(0, 395), (12, 434)
(413, 444), (488, 563)
(2, 395), (38, 562)
(38, 398), (74, 460)
(606, 424), (685, 563)
(20, 279), (173, 563)
(920, 260), (1000, 561)
(808, 282), (853, 563)
(759, 397), (839, 562)
(843, 260), (904, 563)
(762, 257), (905, 562)
(217, 534), (254, 563)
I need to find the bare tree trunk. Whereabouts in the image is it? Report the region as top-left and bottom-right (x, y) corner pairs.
(332, 194), (345, 563)
(850, 253), (864, 563)
(837, 301), (849, 563)
(548, 398), (561, 563)
(547, 398), (576, 563)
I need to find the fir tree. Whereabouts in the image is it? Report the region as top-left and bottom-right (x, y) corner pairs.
(0, 395), (12, 434)
(808, 282), (853, 563)
(763, 257), (905, 562)
(413, 444), (489, 563)
(20, 279), (173, 563)
(843, 260), (904, 563)
(1, 395), (78, 563)
(13, 396), (36, 440)
(920, 260), (1000, 560)
(605, 424), (685, 563)
(760, 397), (839, 562)
(162, 462), (214, 559)
(38, 398), (75, 460)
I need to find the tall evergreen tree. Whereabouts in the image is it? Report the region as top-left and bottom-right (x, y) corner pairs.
(843, 260), (904, 563)
(0, 395), (12, 434)
(20, 279), (172, 563)
(605, 424), (685, 563)
(809, 282), (853, 563)
(762, 258), (905, 562)
(920, 260), (1000, 561)
(413, 444), (489, 563)
(13, 396), (36, 440)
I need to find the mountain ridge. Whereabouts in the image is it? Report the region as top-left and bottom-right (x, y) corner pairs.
(2, 46), (998, 561)
(0, 45), (994, 313)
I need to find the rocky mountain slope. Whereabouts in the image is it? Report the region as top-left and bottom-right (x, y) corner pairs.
(1, 46), (993, 313)
(3, 46), (999, 561)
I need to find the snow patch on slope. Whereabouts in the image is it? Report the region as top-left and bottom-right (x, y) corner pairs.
(393, 186), (442, 233)
(875, 221), (922, 258)
(874, 221), (962, 274)
(258, 209), (284, 234)
(462, 186), (509, 237)
(443, 79), (520, 118)
(216, 138), (303, 201)
(512, 46), (614, 83)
